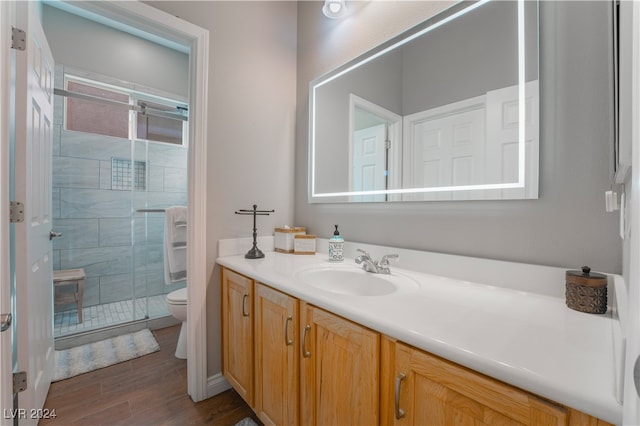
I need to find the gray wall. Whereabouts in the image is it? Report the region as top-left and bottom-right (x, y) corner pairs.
(43, 5), (189, 98)
(146, 1), (298, 378)
(314, 50), (403, 194)
(296, 1), (622, 274)
(401, 0), (538, 114)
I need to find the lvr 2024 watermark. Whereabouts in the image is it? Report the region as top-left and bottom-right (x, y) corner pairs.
(3, 408), (57, 420)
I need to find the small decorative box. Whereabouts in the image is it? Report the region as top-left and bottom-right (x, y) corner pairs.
(274, 227), (306, 253)
(565, 266), (608, 314)
(294, 234), (316, 255)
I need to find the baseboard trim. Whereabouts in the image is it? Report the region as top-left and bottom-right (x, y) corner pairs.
(206, 372), (232, 399)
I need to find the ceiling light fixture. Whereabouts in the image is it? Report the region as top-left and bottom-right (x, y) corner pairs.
(322, 0), (347, 19)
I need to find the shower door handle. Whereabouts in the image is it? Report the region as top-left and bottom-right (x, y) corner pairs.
(49, 231), (62, 240)
(0, 313), (11, 332)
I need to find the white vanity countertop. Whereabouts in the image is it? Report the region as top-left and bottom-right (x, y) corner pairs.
(216, 242), (622, 424)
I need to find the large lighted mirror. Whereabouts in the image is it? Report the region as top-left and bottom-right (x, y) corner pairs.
(309, 0), (539, 203)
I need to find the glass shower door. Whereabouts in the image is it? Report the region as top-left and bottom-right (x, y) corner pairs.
(50, 67), (188, 339)
(131, 136), (188, 323)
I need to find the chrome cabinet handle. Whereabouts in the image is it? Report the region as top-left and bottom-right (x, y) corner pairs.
(302, 324), (311, 358)
(395, 372), (406, 419)
(284, 316), (293, 346)
(242, 294), (249, 317)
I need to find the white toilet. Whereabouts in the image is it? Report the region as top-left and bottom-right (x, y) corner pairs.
(166, 287), (187, 359)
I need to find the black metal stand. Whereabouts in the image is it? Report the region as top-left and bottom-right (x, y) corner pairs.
(235, 205), (274, 259)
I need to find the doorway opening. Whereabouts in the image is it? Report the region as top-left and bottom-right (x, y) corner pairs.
(2, 0), (210, 412)
(349, 94), (402, 202)
(42, 4), (189, 346)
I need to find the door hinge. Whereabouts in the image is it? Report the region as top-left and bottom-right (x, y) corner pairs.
(11, 27), (25, 51)
(385, 140), (391, 150)
(0, 313), (11, 332)
(9, 201), (24, 223)
(13, 371), (27, 394)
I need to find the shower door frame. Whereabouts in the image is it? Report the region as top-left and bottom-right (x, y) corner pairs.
(65, 1), (211, 402)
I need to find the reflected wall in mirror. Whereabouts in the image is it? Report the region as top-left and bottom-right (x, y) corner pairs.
(309, 0), (539, 203)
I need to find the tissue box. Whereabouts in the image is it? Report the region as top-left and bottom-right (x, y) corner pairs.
(294, 234), (316, 255)
(274, 227), (306, 253)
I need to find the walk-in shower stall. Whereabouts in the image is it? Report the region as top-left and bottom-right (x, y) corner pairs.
(51, 65), (188, 341)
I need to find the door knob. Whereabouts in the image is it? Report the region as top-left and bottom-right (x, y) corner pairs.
(49, 231), (62, 240)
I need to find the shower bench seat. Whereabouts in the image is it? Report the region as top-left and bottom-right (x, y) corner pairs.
(53, 268), (85, 324)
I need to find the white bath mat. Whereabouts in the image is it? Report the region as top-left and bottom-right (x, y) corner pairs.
(235, 418), (259, 426)
(53, 329), (160, 382)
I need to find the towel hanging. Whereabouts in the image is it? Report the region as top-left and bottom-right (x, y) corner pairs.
(164, 206), (187, 285)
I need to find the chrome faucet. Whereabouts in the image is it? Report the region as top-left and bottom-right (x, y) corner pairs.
(355, 249), (399, 274)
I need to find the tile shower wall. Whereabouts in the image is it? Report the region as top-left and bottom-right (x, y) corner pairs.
(52, 71), (187, 311)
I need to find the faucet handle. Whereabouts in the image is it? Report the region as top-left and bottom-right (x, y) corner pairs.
(356, 248), (371, 258)
(376, 254), (399, 274)
(379, 254), (399, 266)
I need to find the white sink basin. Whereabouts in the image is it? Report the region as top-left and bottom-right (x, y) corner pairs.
(296, 265), (420, 296)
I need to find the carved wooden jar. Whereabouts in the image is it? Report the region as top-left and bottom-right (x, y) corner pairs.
(565, 266), (608, 314)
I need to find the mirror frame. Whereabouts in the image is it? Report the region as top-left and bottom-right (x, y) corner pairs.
(308, 0), (538, 203)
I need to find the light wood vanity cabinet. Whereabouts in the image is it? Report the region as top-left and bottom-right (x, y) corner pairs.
(221, 268), (254, 405)
(299, 301), (380, 425)
(254, 283), (299, 426)
(221, 267), (379, 425)
(222, 270), (301, 425)
(381, 337), (613, 426)
(221, 267), (612, 426)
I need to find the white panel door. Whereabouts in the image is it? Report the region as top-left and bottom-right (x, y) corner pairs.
(485, 81), (539, 200)
(403, 103), (485, 201)
(352, 124), (386, 202)
(13, 1), (55, 422)
(0, 1), (15, 424)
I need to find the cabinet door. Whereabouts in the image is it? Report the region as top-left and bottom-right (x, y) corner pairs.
(221, 268), (254, 405)
(254, 283), (299, 426)
(300, 302), (379, 425)
(384, 338), (570, 426)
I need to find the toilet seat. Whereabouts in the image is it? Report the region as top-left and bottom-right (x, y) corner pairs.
(167, 287), (187, 305)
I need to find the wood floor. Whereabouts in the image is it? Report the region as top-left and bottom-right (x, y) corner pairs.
(41, 325), (260, 426)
